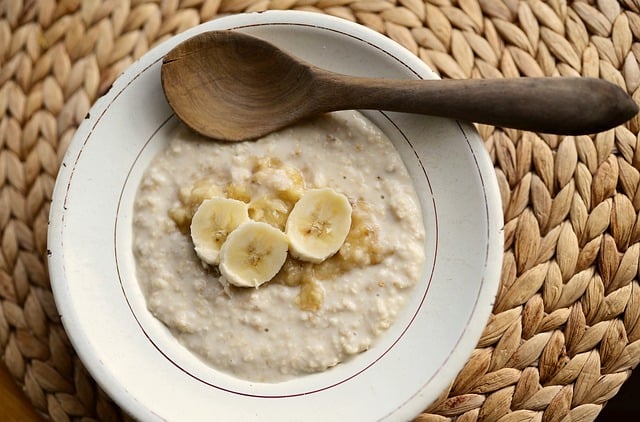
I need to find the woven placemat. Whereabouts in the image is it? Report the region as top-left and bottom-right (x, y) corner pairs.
(2, 0), (640, 420)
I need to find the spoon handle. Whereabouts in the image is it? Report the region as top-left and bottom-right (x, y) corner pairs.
(314, 75), (637, 135)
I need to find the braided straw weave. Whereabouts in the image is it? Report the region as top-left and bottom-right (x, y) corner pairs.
(2, 0), (640, 420)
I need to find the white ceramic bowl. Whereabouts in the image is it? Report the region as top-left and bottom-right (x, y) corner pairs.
(48, 10), (503, 421)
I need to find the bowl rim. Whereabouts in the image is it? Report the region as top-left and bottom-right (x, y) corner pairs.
(47, 10), (504, 421)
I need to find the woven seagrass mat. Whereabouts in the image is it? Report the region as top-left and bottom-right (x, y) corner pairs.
(2, 0), (640, 420)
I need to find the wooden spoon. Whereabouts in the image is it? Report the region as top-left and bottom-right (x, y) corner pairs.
(161, 30), (638, 142)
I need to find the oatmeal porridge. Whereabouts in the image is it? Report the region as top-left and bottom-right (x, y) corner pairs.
(133, 110), (426, 382)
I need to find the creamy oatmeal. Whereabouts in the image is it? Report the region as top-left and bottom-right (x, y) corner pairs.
(133, 111), (425, 382)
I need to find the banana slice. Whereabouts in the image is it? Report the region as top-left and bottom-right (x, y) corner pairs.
(285, 188), (352, 263)
(190, 197), (250, 265)
(219, 221), (289, 288)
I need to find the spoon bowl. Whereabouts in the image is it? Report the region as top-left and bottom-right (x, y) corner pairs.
(162, 30), (317, 140)
(161, 30), (638, 142)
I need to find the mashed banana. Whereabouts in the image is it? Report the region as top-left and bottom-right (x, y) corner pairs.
(133, 111), (425, 382)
